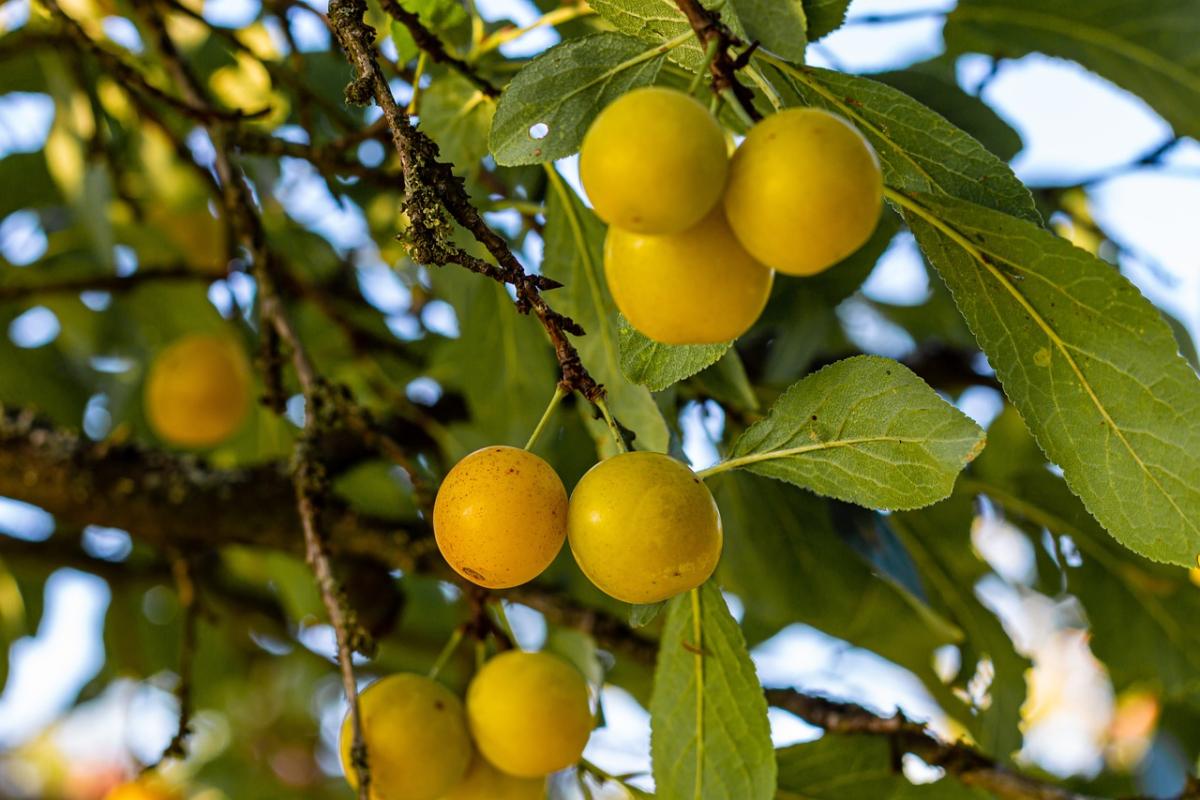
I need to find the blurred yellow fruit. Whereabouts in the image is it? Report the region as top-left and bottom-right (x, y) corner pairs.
(724, 108), (882, 276)
(466, 651), (592, 777)
(568, 452), (721, 604)
(604, 206), (773, 344)
(440, 754), (545, 799)
(433, 446), (567, 588)
(580, 87), (727, 234)
(103, 777), (179, 800)
(144, 334), (251, 448)
(340, 674), (472, 800)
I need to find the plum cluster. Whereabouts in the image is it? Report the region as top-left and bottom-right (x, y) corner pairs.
(580, 87), (884, 345)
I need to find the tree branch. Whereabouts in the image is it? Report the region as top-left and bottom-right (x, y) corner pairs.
(0, 266), (207, 303)
(158, 554), (198, 763)
(377, 0), (501, 98)
(327, 0), (603, 400)
(768, 689), (1102, 800)
(0, 406), (432, 567)
(129, 0), (405, 785)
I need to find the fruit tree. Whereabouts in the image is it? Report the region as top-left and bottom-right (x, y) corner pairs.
(0, 0), (1198, 798)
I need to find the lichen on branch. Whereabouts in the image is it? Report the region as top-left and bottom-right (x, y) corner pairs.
(327, 0), (603, 400)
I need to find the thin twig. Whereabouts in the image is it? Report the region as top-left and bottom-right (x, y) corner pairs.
(128, 2), (375, 793)
(294, 446), (372, 800)
(41, 0), (269, 124)
(159, 554), (199, 762)
(672, 0), (761, 122)
(378, 0), (501, 98)
(844, 9), (949, 25)
(473, 4), (595, 56)
(767, 689), (1099, 800)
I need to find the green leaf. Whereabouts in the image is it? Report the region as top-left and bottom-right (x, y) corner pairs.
(748, 210), (901, 386)
(619, 317), (731, 391)
(390, 0), (469, 63)
(630, 600), (667, 628)
(419, 73), (495, 171)
(542, 170), (668, 454)
(901, 190), (1200, 566)
(489, 33), (670, 166)
(332, 460), (418, 522)
(544, 626), (606, 689)
(892, 496), (1029, 759)
(776, 735), (992, 798)
(432, 271), (558, 454)
(0, 310), (92, 426)
(1166, 311), (1200, 370)
(968, 408), (1200, 704)
(0, 40), (49, 93)
(803, 0), (852, 41)
(222, 549), (325, 624)
(761, 61), (1039, 222)
(588, 0), (737, 70)
(78, 164), (115, 272)
(946, 0), (1200, 138)
(587, 0), (843, 67)
(102, 578), (183, 678)
(875, 58), (1023, 162)
(754, 290), (840, 386)
(717, 356), (985, 511)
(714, 472), (964, 690)
(692, 349), (758, 412)
(0, 153), (61, 218)
(731, 0), (807, 61)
(650, 581), (776, 800)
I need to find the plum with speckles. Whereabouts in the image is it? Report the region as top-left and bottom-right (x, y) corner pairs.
(433, 446), (567, 589)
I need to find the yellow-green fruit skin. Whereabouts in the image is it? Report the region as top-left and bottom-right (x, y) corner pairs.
(441, 754), (546, 800)
(580, 87), (728, 234)
(604, 207), (774, 344)
(144, 333), (251, 447)
(568, 452), (721, 604)
(466, 651), (593, 778)
(340, 674), (472, 800)
(724, 108), (883, 276)
(434, 446), (568, 589)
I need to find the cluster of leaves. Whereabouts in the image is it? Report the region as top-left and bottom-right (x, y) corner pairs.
(1, 0), (1199, 798)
